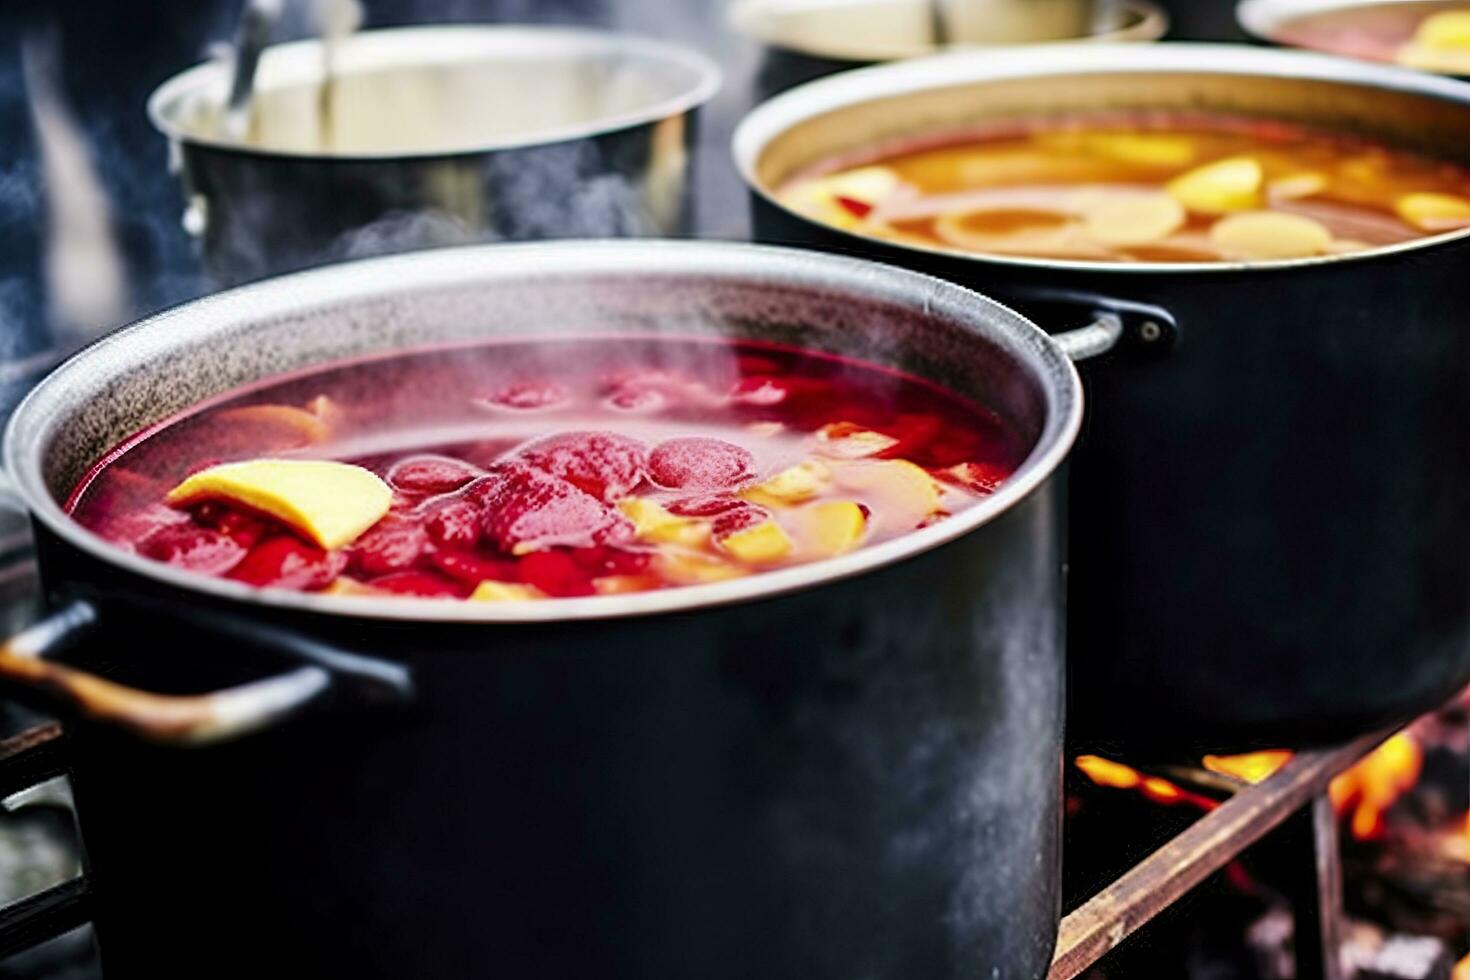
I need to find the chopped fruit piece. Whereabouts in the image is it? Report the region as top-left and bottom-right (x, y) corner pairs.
(939, 461), (1012, 495)
(617, 498), (711, 548)
(1166, 157), (1263, 214)
(1394, 192), (1470, 232)
(1081, 193), (1186, 246)
(478, 381), (570, 411)
(796, 500), (867, 558)
(323, 577), (382, 597)
(231, 537), (348, 590)
(139, 524), (247, 576)
(1414, 10), (1470, 49)
(214, 405), (331, 445)
(1081, 133), (1198, 167)
(1267, 172), (1328, 202)
(568, 546), (651, 576)
(779, 166), (900, 230)
(517, 430), (647, 501)
(386, 455), (483, 495)
(666, 494), (748, 518)
(815, 423), (899, 459)
(469, 581), (546, 602)
(648, 437), (756, 490)
(422, 498), (482, 550)
(717, 518), (793, 564)
(652, 552), (747, 585)
(166, 459), (392, 550)
(517, 550), (596, 597)
(192, 501), (269, 548)
(349, 515), (428, 576)
(430, 550), (521, 586)
(1209, 211), (1332, 260)
(368, 571), (463, 597)
(593, 574), (663, 595)
(830, 459), (942, 530)
(741, 460), (833, 506)
(468, 463), (628, 555)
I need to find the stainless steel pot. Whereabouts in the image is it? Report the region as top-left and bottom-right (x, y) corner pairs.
(0, 241), (1086, 978)
(733, 0), (1167, 97)
(1239, 0), (1470, 77)
(734, 43), (1470, 754)
(148, 26), (721, 285)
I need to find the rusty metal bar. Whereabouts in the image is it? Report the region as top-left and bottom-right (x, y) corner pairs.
(1047, 730), (1390, 980)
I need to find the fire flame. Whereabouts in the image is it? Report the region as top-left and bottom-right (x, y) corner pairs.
(1202, 750), (1293, 785)
(1329, 733), (1424, 841)
(1074, 756), (1219, 811)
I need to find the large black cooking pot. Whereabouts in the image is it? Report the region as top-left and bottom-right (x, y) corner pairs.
(735, 43), (1470, 755)
(0, 242), (1084, 979)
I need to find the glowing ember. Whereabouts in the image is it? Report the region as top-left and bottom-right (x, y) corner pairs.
(1074, 756), (1219, 811)
(1202, 750), (1293, 785)
(1330, 732), (1424, 841)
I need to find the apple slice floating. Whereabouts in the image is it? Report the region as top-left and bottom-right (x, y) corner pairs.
(166, 459), (392, 551)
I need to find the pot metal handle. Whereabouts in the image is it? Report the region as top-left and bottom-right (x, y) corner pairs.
(0, 598), (412, 746)
(1028, 289), (1179, 363)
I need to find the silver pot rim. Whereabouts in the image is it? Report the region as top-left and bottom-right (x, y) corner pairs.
(4, 240), (1082, 624)
(732, 40), (1470, 275)
(148, 24), (723, 162)
(729, 0), (1168, 62)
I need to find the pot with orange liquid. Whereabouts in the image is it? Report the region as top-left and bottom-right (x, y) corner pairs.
(736, 43), (1470, 754)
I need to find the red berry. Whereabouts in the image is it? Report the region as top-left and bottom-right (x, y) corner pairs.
(386, 455), (483, 495)
(429, 550), (520, 587)
(422, 498), (482, 550)
(367, 570), (465, 598)
(468, 463), (629, 554)
(192, 501), (269, 548)
(569, 545), (651, 576)
(349, 516), (428, 576)
(140, 523), (247, 576)
(516, 430), (647, 502)
(517, 550), (595, 597)
(648, 437), (756, 490)
(230, 537), (347, 590)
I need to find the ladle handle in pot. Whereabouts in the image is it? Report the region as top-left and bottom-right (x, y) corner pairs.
(0, 598), (413, 746)
(1025, 288), (1179, 363)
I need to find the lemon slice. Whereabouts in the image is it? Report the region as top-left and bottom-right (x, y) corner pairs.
(1267, 172), (1328, 202)
(1081, 193), (1186, 246)
(167, 459), (391, 550)
(1209, 211), (1333, 261)
(469, 581), (546, 602)
(1413, 10), (1470, 49)
(1166, 157), (1263, 214)
(718, 520), (793, 564)
(1394, 192), (1470, 232)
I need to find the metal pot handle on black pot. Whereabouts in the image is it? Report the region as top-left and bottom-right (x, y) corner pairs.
(1022, 288), (1180, 363)
(0, 585), (413, 957)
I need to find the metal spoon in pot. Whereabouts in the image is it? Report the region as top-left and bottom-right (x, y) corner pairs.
(222, 0), (283, 142)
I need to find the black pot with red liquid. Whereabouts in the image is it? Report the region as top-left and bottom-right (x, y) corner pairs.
(0, 242), (1083, 979)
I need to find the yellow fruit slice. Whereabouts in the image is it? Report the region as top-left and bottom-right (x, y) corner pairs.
(1394, 192), (1470, 232)
(1166, 157), (1263, 214)
(1413, 10), (1470, 49)
(778, 166), (900, 230)
(1209, 211), (1333, 260)
(469, 581), (546, 601)
(718, 519), (794, 564)
(214, 405), (331, 444)
(1080, 133), (1198, 168)
(617, 498), (711, 548)
(323, 577), (383, 597)
(1267, 172), (1327, 202)
(829, 459), (942, 530)
(814, 424), (898, 460)
(796, 500), (867, 559)
(166, 459), (392, 550)
(742, 459), (833, 507)
(1080, 193), (1186, 246)
(652, 552), (747, 585)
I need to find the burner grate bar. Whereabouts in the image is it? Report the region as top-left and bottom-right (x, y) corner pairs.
(1048, 729), (1391, 980)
